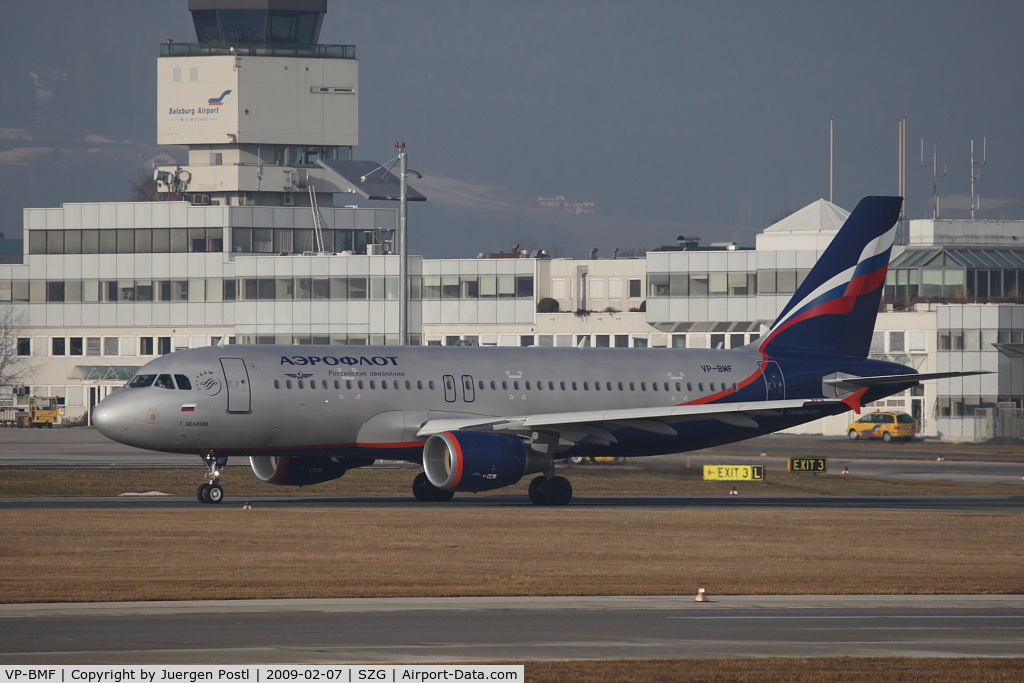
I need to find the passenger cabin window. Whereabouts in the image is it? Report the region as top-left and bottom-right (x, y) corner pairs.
(526, 381), (532, 390)
(154, 374), (175, 389)
(429, 380), (435, 390)
(274, 380), (280, 389)
(606, 382), (612, 391)
(371, 381), (377, 390)
(698, 382), (704, 391)
(687, 382), (693, 391)
(513, 381), (520, 390)
(478, 380), (485, 390)
(651, 383), (657, 391)
(548, 381), (555, 390)
(406, 381), (412, 390)
(560, 381), (566, 390)
(335, 380), (341, 389)
(583, 382), (589, 390)
(733, 383), (738, 392)
(572, 382), (578, 391)
(129, 374), (156, 388)
(286, 380), (293, 389)
(298, 380), (305, 389)
(675, 382), (680, 391)
(358, 380), (364, 390)
(710, 383), (716, 392)
(537, 382), (543, 391)
(346, 380), (352, 390)
(629, 382), (635, 391)
(618, 382), (623, 391)
(417, 381), (423, 390)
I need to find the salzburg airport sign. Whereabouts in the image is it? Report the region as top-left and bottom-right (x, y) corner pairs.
(703, 465), (764, 481)
(167, 89), (232, 123)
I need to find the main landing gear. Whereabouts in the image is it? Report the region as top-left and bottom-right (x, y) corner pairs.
(412, 472), (455, 502)
(528, 474), (572, 506)
(196, 453), (228, 504)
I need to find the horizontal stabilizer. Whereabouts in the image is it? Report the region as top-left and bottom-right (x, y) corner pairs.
(822, 370), (989, 388)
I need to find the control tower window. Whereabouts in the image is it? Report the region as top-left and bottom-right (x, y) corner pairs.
(191, 10), (323, 45)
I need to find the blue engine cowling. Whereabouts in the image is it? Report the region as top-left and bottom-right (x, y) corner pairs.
(423, 431), (548, 493)
(249, 455), (372, 486)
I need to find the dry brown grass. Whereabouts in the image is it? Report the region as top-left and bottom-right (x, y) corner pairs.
(526, 658), (1024, 682)
(1, 465), (1021, 498)
(1, 508), (1022, 603)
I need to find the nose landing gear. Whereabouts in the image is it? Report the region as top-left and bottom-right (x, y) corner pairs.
(197, 453), (228, 504)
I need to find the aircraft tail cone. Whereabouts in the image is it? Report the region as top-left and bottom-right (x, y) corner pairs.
(729, 487), (738, 495)
(694, 588), (710, 602)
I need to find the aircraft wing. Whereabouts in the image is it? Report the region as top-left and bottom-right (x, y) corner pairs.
(416, 398), (841, 447)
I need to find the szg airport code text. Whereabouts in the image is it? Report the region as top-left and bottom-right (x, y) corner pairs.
(1, 668), (523, 683)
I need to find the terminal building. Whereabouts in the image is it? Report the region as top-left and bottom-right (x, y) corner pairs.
(1, 0), (1022, 441)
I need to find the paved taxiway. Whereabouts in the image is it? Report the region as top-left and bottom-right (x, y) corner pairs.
(3, 428), (1023, 484)
(2, 596), (1022, 663)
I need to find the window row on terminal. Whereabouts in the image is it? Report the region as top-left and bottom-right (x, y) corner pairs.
(1, 276), (535, 303)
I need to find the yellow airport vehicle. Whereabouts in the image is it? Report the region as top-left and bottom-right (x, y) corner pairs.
(566, 455), (630, 465)
(17, 396), (64, 428)
(846, 411), (915, 442)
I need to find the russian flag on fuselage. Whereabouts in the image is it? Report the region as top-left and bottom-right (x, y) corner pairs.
(759, 196), (903, 359)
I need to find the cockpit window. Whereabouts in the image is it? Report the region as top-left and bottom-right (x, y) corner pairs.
(154, 374), (176, 389)
(129, 374), (156, 388)
(174, 374), (193, 390)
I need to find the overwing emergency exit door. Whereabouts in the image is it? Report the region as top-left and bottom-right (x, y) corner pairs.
(220, 357), (252, 413)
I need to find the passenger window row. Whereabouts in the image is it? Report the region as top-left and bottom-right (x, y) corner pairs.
(273, 378), (437, 392)
(471, 379), (739, 394)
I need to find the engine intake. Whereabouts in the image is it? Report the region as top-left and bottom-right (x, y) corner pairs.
(423, 431), (551, 493)
(249, 454), (371, 486)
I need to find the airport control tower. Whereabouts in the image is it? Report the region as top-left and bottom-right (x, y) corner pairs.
(155, 0), (358, 208)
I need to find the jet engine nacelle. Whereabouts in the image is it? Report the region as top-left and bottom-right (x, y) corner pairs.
(422, 431), (551, 493)
(249, 454), (371, 486)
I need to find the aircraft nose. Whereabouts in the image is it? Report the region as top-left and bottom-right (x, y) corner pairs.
(93, 391), (133, 441)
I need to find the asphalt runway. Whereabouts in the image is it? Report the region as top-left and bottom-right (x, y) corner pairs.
(1, 596), (1022, 664)
(1, 494), (1022, 511)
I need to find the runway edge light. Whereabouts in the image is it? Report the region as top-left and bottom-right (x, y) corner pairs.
(694, 588), (710, 602)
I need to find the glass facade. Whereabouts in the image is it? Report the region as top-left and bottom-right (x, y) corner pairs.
(885, 248), (1024, 307)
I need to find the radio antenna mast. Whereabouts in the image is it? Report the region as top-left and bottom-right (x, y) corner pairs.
(970, 137), (986, 220)
(921, 140), (946, 219)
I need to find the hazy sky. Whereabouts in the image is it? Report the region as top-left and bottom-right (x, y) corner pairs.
(1, 1), (1022, 258)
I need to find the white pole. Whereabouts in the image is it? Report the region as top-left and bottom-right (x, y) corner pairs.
(398, 143), (408, 346)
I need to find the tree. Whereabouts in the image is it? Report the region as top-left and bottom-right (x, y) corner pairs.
(128, 173), (159, 202)
(0, 303), (32, 394)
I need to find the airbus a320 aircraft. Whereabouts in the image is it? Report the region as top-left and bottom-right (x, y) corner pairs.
(94, 196), (976, 506)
